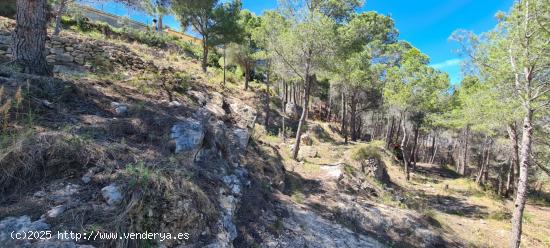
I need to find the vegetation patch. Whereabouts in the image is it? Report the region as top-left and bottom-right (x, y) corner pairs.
(0, 132), (104, 192)
(350, 144), (382, 161)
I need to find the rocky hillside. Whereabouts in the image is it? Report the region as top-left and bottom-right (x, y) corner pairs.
(0, 16), (549, 248)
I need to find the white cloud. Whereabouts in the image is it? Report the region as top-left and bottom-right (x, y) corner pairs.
(431, 58), (462, 69)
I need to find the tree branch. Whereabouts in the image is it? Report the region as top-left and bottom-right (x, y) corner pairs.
(272, 46), (305, 82)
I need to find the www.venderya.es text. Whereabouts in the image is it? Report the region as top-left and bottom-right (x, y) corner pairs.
(11, 230), (190, 242)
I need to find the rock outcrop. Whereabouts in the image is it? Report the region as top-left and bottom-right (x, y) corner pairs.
(361, 157), (390, 185)
(170, 118), (205, 155)
(101, 184), (123, 206)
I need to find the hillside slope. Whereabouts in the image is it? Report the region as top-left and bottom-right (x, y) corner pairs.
(0, 16), (548, 248)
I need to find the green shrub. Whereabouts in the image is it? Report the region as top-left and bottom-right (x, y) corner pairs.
(177, 40), (202, 58)
(60, 15), (77, 27)
(124, 161), (159, 189)
(343, 164), (356, 176)
(487, 209), (512, 221)
(351, 144), (381, 161)
(60, 15), (184, 49)
(123, 28), (174, 48)
(369, 139), (385, 148)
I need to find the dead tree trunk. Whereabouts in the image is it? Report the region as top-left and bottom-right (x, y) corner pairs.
(13, 0), (51, 76)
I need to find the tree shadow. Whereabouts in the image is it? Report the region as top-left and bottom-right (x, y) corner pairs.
(426, 194), (488, 218)
(528, 191), (550, 207)
(414, 163), (460, 180)
(233, 139), (288, 247)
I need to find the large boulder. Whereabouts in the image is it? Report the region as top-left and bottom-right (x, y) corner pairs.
(101, 184), (123, 206)
(361, 157), (390, 184)
(170, 118), (205, 154)
(227, 98), (257, 129)
(285, 102), (302, 119)
(231, 128), (250, 150)
(200, 121), (249, 162)
(187, 90), (207, 106)
(0, 216), (50, 247)
(204, 92), (226, 118)
(110, 102), (128, 115)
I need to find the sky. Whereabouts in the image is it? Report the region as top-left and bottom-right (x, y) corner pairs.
(80, 0), (515, 85)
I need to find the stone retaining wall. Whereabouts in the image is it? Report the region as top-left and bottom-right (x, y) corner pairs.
(0, 17), (158, 73)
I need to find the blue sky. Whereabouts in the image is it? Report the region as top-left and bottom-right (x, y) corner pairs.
(80, 0), (514, 85)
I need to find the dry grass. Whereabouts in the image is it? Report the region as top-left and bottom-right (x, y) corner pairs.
(0, 131), (105, 192)
(384, 162), (550, 248)
(108, 161), (217, 247)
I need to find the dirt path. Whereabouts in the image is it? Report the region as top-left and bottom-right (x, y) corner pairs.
(268, 141), (460, 247)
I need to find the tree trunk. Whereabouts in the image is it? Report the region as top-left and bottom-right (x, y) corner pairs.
(510, 108), (534, 248)
(498, 161), (506, 196)
(292, 50), (312, 161)
(453, 141), (460, 171)
(13, 0), (51, 76)
(341, 90), (347, 143)
(292, 73), (312, 160)
(411, 125), (420, 170)
(283, 82), (288, 104)
(459, 127), (469, 175)
(281, 81), (287, 142)
(394, 117), (401, 145)
(430, 140), (438, 165)
(264, 64), (270, 128)
(327, 90), (332, 121)
(201, 36), (208, 72)
(507, 122), (520, 196)
(385, 116), (395, 149)
(429, 133), (437, 164)
(505, 159), (515, 197)
(350, 93), (358, 141)
(244, 62), (250, 90)
(294, 83), (298, 105)
(400, 114), (410, 181)
(157, 15), (163, 32)
(223, 44), (226, 87)
(477, 139), (491, 185)
(357, 115), (363, 140)
(53, 0), (68, 36)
